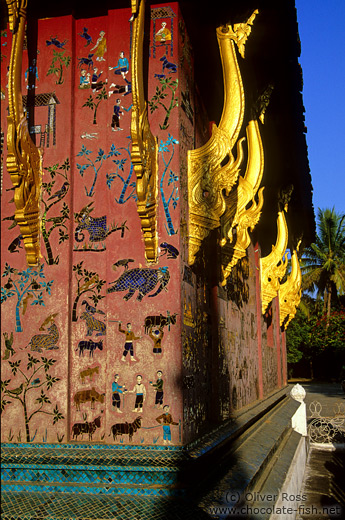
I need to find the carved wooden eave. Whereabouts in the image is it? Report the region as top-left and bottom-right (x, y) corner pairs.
(279, 243), (302, 327)
(220, 118), (265, 285)
(130, 0), (158, 262)
(6, 0), (42, 266)
(260, 209), (289, 315)
(187, 10), (259, 265)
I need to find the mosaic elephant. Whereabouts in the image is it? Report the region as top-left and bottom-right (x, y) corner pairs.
(107, 266), (170, 301)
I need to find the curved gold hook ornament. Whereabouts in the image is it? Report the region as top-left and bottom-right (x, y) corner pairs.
(260, 209), (289, 315)
(130, 0), (158, 262)
(6, 0), (42, 266)
(279, 242), (302, 327)
(187, 10), (259, 265)
(220, 118), (264, 285)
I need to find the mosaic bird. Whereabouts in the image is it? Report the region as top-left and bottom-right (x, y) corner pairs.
(47, 182), (69, 201)
(81, 300), (105, 315)
(7, 383), (24, 396)
(31, 378), (41, 386)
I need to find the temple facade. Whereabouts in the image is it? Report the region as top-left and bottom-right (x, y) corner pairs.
(1, 0), (314, 517)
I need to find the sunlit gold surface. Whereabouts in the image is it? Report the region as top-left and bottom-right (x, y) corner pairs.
(6, 0), (42, 266)
(260, 209), (288, 315)
(220, 119), (264, 285)
(187, 11), (258, 265)
(130, 0), (158, 262)
(279, 243), (302, 327)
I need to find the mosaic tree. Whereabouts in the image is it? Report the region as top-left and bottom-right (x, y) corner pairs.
(105, 138), (137, 204)
(159, 134), (179, 236)
(83, 86), (107, 125)
(1, 263), (54, 332)
(47, 49), (71, 85)
(77, 143), (122, 197)
(149, 77), (178, 130)
(1, 354), (64, 442)
(41, 158), (70, 265)
(72, 261), (106, 322)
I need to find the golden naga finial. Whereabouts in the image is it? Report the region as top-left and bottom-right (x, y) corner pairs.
(6, 0), (42, 266)
(260, 208), (289, 315)
(220, 118), (265, 285)
(279, 240), (302, 328)
(130, 0), (158, 262)
(226, 9), (259, 58)
(187, 10), (259, 265)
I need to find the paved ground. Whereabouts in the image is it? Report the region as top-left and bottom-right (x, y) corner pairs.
(291, 381), (345, 520)
(295, 381), (345, 419)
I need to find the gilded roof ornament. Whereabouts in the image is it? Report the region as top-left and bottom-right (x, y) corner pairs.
(279, 241), (302, 327)
(187, 10), (259, 265)
(220, 118), (265, 285)
(260, 208), (289, 315)
(130, 0), (158, 262)
(6, 0), (42, 266)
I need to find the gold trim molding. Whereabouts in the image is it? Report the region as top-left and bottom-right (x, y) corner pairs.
(187, 10), (259, 265)
(220, 118), (264, 285)
(279, 242), (302, 327)
(6, 0), (42, 266)
(130, 0), (158, 263)
(260, 209), (288, 315)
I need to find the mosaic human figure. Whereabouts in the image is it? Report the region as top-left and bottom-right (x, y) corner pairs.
(155, 22), (171, 44)
(118, 322), (141, 362)
(112, 373), (127, 413)
(155, 405), (178, 444)
(91, 67), (107, 92)
(90, 31), (107, 61)
(128, 374), (146, 413)
(79, 69), (90, 89)
(109, 51), (129, 79)
(149, 325), (164, 354)
(111, 99), (124, 131)
(150, 370), (164, 408)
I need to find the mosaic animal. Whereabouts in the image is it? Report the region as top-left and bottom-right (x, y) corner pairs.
(144, 312), (178, 334)
(76, 338), (104, 357)
(21, 293), (33, 315)
(112, 258), (134, 271)
(107, 266), (170, 301)
(78, 27), (93, 47)
(77, 53), (94, 70)
(71, 415), (102, 441)
(74, 387), (105, 411)
(109, 416), (142, 442)
(160, 55), (177, 74)
(75, 203), (107, 242)
(28, 323), (59, 352)
(8, 235), (23, 253)
(79, 274), (99, 293)
(46, 36), (68, 48)
(160, 242), (179, 259)
(79, 365), (99, 384)
(80, 312), (106, 337)
(81, 300), (105, 315)
(47, 181), (69, 201)
(39, 313), (59, 331)
(7, 383), (24, 396)
(2, 332), (15, 360)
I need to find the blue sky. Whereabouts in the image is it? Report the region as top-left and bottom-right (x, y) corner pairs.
(295, 0), (345, 216)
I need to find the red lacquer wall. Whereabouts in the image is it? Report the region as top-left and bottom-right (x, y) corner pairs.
(1, 2), (287, 447)
(1, 3), (184, 446)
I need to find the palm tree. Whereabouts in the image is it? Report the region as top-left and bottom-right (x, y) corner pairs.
(302, 207), (345, 324)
